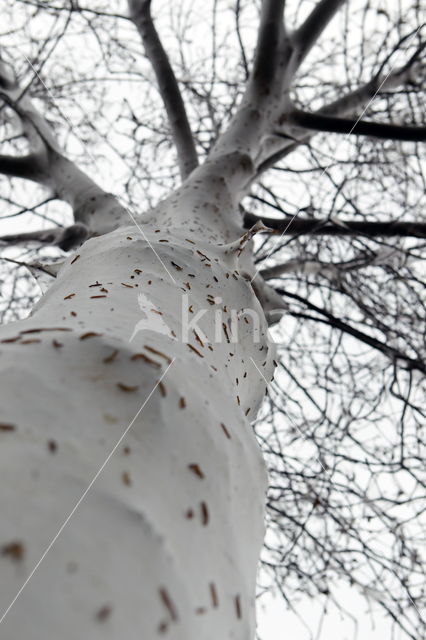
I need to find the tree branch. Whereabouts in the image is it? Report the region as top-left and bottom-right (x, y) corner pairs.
(0, 153), (47, 182)
(316, 52), (425, 120)
(260, 251), (399, 280)
(243, 212), (426, 238)
(128, 0), (198, 180)
(292, 0), (347, 68)
(256, 44), (425, 176)
(251, 0), (287, 90)
(0, 60), (127, 234)
(0, 223), (89, 251)
(174, 0), (288, 208)
(210, 0), (286, 163)
(288, 109), (426, 142)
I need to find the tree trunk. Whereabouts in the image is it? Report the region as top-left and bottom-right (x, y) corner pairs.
(0, 171), (274, 639)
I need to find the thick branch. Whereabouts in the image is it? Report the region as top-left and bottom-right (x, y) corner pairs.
(128, 0), (198, 180)
(244, 213), (426, 238)
(260, 251), (398, 280)
(0, 223), (89, 251)
(312, 46), (425, 124)
(0, 153), (47, 182)
(210, 0), (286, 165)
(0, 61), (127, 234)
(257, 48), (425, 176)
(251, 0), (286, 89)
(175, 0), (287, 209)
(292, 0), (347, 68)
(289, 109), (426, 142)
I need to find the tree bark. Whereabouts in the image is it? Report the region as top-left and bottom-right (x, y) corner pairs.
(0, 173), (274, 639)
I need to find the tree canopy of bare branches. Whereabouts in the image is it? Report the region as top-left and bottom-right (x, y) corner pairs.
(0, 1), (425, 638)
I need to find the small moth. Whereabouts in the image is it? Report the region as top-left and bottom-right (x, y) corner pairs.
(187, 344), (204, 358)
(116, 383), (139, 392)
(200, 502), (209, 525)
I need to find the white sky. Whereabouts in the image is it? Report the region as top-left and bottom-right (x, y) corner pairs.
(257, 587), (404, 640)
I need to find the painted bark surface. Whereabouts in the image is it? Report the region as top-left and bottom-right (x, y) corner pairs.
(0, 208), (273, 639)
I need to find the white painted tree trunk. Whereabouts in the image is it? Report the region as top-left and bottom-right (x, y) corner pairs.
(0, 175), (275, 639)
